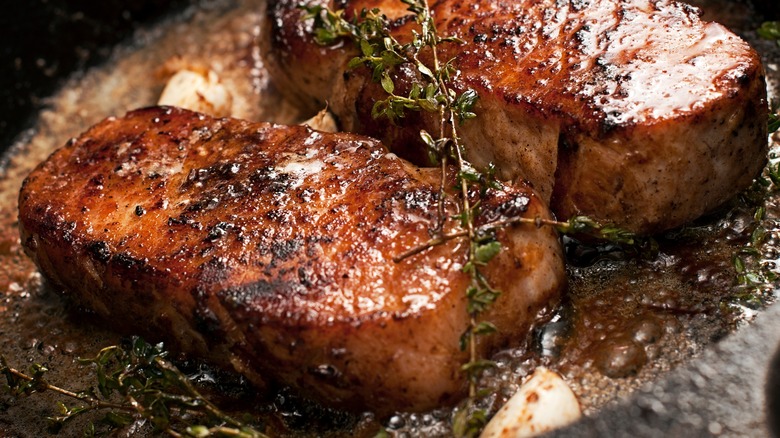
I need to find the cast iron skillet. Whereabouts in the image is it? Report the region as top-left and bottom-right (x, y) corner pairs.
(0, 0), (189, 150)
(1, 1), (779, 436)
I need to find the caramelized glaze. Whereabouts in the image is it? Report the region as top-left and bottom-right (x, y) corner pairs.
(265, 0), (768, 233)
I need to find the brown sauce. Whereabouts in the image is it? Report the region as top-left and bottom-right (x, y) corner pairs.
(0, 0), (778, 436)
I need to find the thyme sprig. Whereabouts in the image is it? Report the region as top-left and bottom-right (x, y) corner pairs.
(393, 215), (650, 263)
(301, 2), (474, 124)
(730, 71), (780, 306)
(302, 2), (653, 436)
(302, 1), (498, 434)
(730, 155), (780, 309)
(758, 21), (780, 47)
(1, 337), (267, 438)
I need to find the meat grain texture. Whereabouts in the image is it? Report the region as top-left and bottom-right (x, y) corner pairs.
(18, 106), (565, 413)
(265, 0), (768, 234)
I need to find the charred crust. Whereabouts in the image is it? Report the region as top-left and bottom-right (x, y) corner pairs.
(112, 252), (147, 270)
(298, 266), (314, 287)
(199, 256), (231, 285)
(497, 195), (531, 217)
(88, 174), (105, 187)
(61, 221), (77, 243)
(205, 222), (235, 242)
(393, 187), (438, 213)
(388, 14), (416, 29)
(736, 72), (751, 84)
(265, 209), (291, 223)
(192, 287), (225, 337)
(87, 240), (112, 263)
(219, 280), (303, 317)
(270, 237), (304, 261)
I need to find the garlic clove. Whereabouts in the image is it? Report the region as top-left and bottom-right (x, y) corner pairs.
(302, 108), (338, 133)
(480, 367), (581, 438)
(158, 69), (233, 117)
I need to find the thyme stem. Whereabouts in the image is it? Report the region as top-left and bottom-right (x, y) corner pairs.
(394, 215), (640, 263)
(393, 216), (530, 260)
(301, 2), (643, 435)
(418, 0), (480, 399)
(153, 357), (245, 429)
(1, 363), (130, 412)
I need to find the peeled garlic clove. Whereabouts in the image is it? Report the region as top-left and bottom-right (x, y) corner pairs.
(158, 69), (233, 117)
(480, 367), (581, 438)
(302, 108), (338, 133)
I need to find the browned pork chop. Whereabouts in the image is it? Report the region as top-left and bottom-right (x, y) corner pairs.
(18, 106), (564, 413)
(264, 0), (768, 234)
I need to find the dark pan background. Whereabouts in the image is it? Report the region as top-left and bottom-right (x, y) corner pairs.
(0, 0), (189, 151)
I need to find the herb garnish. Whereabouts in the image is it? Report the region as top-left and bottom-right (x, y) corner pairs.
(302, 2), (496, 434)
(730, 155), (780, 309)
(758, 21), (780, 47)
(301, 1), (652, 435)
(729, 21), (780, 307)
(1, 337), (267, 437)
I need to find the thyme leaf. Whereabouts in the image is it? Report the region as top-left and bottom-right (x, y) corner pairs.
(451, 406), (488, 438)
(302, 0), (503, 433)
(728, 146), (780, 310)
(758, 21), (780, 45)
(770, 112), (779, 134)
(474, 240), (501, 264)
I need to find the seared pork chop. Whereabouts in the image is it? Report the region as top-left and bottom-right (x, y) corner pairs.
(18, 106), (564, 413)
(264, 0), (768, 234)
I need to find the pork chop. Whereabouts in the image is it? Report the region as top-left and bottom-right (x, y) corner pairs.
(264, 0), (768, 234)
(18, 106), (565, 413)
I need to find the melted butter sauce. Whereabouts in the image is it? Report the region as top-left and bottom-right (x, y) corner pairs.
(0, 0), (778, 436)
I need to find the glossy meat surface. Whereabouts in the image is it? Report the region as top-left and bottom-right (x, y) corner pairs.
(265, 0), (768, 233)
(18, 106), (565, 412)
